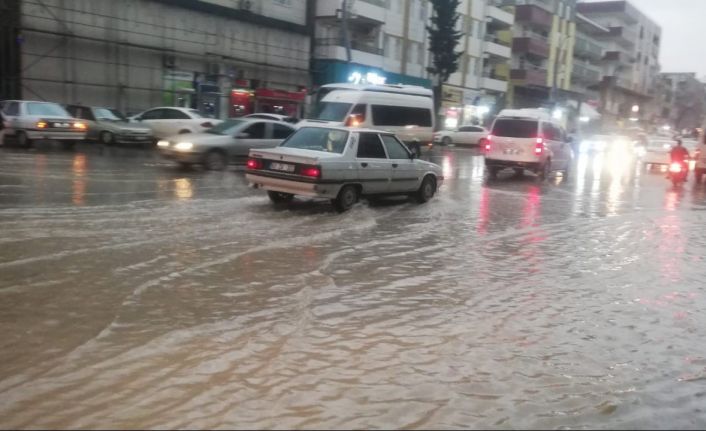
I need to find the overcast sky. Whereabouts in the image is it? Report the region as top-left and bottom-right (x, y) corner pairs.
(582, 0), (706, 79)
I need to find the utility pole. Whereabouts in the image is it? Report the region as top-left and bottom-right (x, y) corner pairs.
(550, 33), (568, 106)
(341, 0), (352, 63)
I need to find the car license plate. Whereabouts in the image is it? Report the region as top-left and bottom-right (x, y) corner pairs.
(270, 162), (295, 172)
(503, 148), (521, 155)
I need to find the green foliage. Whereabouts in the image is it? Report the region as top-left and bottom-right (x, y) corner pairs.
(426, 0), (463, 83)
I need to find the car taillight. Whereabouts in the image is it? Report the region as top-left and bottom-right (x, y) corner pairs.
(36, 121), (47, 129)
(201, 122), (213, 128)
(246, 158), (263, 170)
(484, 135), (493, 152)
(535, 137), (545, 155)
(300, 165), (321, 178)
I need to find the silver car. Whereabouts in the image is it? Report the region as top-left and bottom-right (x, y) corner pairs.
(0, 100), (87, 148)
(157, 118), (296, 170)
(246, 126), (444, 212)
(66, 105), (153, 145)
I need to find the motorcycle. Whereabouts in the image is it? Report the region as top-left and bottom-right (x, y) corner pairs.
(668, 161), (689, 187)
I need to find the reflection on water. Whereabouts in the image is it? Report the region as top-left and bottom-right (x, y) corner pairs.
(174, 177), (193, 200)
(72, 153), (87, 206)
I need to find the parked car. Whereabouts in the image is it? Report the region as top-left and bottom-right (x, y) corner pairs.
(433, 125), (489, 146)
(243, 113), (299, 124)
(65, 104), (153, 145)
(246, 126), (444, 212)
(128, 107), (221, 139)
(157, 118), (296, 170)
(297, 84), (435, 157)
(484, 108), (573, 179)
(0, 100), (86, 148)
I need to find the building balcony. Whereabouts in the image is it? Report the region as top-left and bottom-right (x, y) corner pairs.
(574, 35), (603, 61)
(514, 4), (553, 31)
(511, 67), (548, 87)
(607, 26), (637, 49)
(602, 50), (635, 64)
(577, 1), (640, 25)
(571, 60), (602, 84)
(512, 36), (550, 59)
(315, 0), (385, 23)
(480, 76), (509, 93)
(483, 36), (511, 59)
(314, 38), (384, 67)
(486, 5), (514, 28)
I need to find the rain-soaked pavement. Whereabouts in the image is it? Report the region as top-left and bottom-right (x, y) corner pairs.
(1, 142), (706, 429)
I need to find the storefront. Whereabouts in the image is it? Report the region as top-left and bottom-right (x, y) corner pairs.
(440, 86), (495, 129)
(229, 86), (307, 118)
(311, 60), (431, 89)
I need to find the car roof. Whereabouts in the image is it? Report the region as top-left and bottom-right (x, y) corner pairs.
(296, 125), (395, 135)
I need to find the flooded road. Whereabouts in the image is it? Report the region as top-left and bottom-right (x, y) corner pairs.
(1, 144), (706, 429)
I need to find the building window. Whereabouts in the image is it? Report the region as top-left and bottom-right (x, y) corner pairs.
(394, 37), (402, 61)
(418, 43), (425, 65)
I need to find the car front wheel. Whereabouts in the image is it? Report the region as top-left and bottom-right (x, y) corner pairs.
(203, 150), (227, 171)
(332, 185), (359, 212)
(16, 131), (32, 148)
(100, 131), (114, 145)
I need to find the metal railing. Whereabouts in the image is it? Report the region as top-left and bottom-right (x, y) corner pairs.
(315, 38), (384, 56)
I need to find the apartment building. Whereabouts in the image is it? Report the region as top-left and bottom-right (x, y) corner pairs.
(311, 0), (514, 128)
(577, 0), (661, 125)
(500, 0), (578, 110)
(0, 0), (311, 118)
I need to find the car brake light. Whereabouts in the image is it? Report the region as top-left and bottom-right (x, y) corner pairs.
(246, 158), (263, 170)
(484, 135), (492, 152)
(36, 121), (47, 129)
(201, 122), (213, 128)
(535, 137), (545, 155)
(300, 166), (321, 178)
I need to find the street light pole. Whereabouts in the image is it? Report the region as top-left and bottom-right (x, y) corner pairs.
(550, 33), (569, 106)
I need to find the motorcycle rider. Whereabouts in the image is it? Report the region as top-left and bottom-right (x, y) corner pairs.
(669, 137), (691, 179)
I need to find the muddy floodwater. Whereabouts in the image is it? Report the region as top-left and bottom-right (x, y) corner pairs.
(1, 144), (706, 429)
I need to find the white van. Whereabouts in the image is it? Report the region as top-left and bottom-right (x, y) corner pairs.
(300, 86), (435, 156)
(485, 108), (573, 179)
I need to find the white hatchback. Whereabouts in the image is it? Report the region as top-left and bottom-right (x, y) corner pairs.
(129, 107), (221, 139)
(433, 125), (489, 146)
(484, 109), (573, 179)
(246, 126), (444, 212)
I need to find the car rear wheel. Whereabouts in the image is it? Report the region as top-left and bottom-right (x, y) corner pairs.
(100, 131), (114, 145)
(442, 136), (452, 146)
(268, 191), (294, 204)
(332, 185), (359, 212)
(415, 175), (437, 203)
(538, 160), (551, 180)
(203, 150), (227, 171)
(16, 131), (32, 148)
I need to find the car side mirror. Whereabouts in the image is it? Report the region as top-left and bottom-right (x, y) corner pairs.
(236, 132), (250, 139)
(410, 152), (417, 160)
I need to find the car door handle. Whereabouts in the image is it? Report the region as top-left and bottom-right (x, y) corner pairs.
(361, 162), (368, 167)
(392, 163), (398, 168)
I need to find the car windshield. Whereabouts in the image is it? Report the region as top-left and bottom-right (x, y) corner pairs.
(491, 119), (538, 138)
(206, 119), (246, 135)
(313, 102), (352, 122)
(26, 102), (69, 117)
(281, 127), (349, 153)
(93, 108), (124, 121)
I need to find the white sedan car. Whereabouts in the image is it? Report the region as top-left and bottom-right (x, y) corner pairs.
(246, 126), (444, 212)
(641, 138), (699, 167)
(129, 107), (221, 139)
(433, 125), (488, 146)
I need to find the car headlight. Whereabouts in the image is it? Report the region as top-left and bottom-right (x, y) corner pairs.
(174, 142), (194, 151)
(157, 140), (170, 148)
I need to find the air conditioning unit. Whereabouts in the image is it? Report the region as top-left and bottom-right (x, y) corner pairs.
(163, 54), (176, 69)
(239, 0), (252, 10)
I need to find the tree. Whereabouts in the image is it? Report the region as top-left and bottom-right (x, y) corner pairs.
(426, 0), (463, 130)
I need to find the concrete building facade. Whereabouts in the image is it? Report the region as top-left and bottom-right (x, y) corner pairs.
(1, 0), (311, 118)
(654, 73), (706, 133)
(577, 0), (661, 127)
